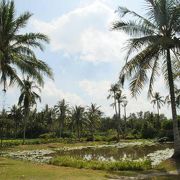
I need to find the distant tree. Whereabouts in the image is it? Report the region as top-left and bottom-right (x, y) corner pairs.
(54, 99), (69, 138)
(71, 106), (85, 141)
(115, 90), (127, 139)
(86, 104), (102, 141)
(18, 77), (41, 144)
(151, 92), (165, 128)
(9, 105), (22, 138)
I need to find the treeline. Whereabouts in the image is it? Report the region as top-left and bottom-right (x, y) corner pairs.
(0, 100), (179, 142)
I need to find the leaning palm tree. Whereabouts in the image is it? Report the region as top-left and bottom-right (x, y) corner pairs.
(0, 0), (53, 92)
(112, 0), (180, 157)
(54, 99), (69, 138)
(18, 77), (41, 144)
(86, 103), (102, 141)
(71, 106), (85, 141)
(151, 92), (165, 128)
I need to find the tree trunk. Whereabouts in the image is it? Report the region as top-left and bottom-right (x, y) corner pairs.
(157, 105), (160, 129)
(166, 49), (180, 158)
(124, 106), (127, 135)
(23, 109), (29, 144)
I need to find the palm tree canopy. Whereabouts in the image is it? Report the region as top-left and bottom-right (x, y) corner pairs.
(0, 0), (53, 91)
(18, 77), (41, 110)
(112, 0), (180, 97)
(151, 92), (165, 109)
(54, 99), (69, 119)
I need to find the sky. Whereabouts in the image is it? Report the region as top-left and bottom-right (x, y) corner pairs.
(1, 0), (176, 117)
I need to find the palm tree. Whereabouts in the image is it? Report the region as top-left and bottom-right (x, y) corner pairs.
(107, 83), (120, 118)
(0, 0), (53, 92)
(115, 90), (127, 140)
(71, 106), (85, 141)
(86, 103), (102, 141)
(112, 0), (180, 157)
(54, 99), (69, 138)
(9, 105), (22, 138)
(151, 92), (165, 128)
(122, 100), (128, 134)
(18, 77), (41, 144)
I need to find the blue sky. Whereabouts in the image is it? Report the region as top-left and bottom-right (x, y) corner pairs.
(1, 0), (174, 117)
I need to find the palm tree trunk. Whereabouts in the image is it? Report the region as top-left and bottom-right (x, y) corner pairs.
(167, 49), (180, 158)
(157, 105), (160, 129)
(124, 106), (127, 135)
(23, 109), (29, 144)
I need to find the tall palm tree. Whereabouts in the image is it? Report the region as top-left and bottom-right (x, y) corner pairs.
(112, 0), (180, 157)
(71, 106), (85, 141)
(86, 103), (102, 141)
(115, 90), (127, 140)
(18, 77), (41, 144)
(107, 83), (120, 117)
(0, 0), (53, 92)
(54, 99), (69, 138)
(122, 100), (128, 134)
(151, 92), (165, 128)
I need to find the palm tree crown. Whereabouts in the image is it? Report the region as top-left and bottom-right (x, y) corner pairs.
(0, 0), (53, 91)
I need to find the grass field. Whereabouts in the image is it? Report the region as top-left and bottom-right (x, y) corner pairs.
(0, 157), (108, 180)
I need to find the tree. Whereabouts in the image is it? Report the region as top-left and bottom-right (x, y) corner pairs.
(54, 99), (69, 138)
(112, 0), (180, 157)
(9, 105), (22, 138)
(86, 103), (102, 141)
(115, 90), (127, 140)
(18, 77), (41, 144)
(122, 100), (128, 134)
(0, 0), (53, 92)
(107, 83), (120, 118)
(71, 106), (85, 141)
(151, 92), (165, 128)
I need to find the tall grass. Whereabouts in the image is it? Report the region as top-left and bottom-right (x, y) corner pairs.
(50, 156), (151, 171)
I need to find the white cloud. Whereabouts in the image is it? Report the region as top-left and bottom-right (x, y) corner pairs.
(40, 81), (85, 106)
(31, 0), (128, 63)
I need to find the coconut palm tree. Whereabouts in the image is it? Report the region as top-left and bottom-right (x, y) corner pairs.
(107, 83), (120, 118)
(18, 77), (41, 144)
(115, 90), (127, 139)
(71, 106), (85, 141)
(0, 0), (53, 92)
(86, 103), (102, 141)
(112, 0), (180, 157)
(122, 100), (128, 134)
(151, 92), (165, 128)
(54, 99), (69, 138)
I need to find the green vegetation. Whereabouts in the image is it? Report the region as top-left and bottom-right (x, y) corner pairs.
(50, 156), (151, 171)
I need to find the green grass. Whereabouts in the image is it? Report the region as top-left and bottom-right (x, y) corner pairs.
(0, 157), (108, 180)
(50, 156), (151, 171)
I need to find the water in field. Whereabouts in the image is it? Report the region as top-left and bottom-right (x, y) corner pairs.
(55, 142), (173, 163)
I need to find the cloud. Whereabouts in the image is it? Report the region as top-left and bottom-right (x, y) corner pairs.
(40, 81), (85, 107)
(31, 0), (128, 63)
